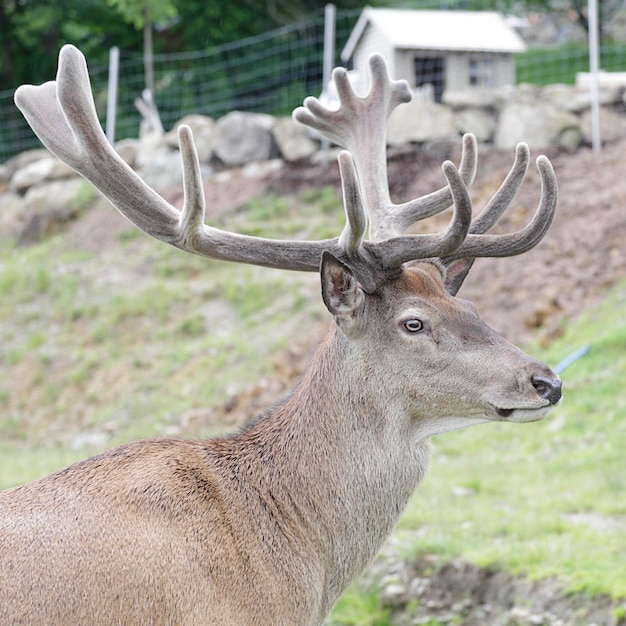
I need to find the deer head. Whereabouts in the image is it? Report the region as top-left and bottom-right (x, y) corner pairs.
(2, 46), (562, 625)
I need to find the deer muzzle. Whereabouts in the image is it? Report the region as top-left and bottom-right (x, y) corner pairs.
(530, 374), (563, 405)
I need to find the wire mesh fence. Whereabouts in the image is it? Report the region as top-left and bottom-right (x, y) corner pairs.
(1, 4), (625, 163)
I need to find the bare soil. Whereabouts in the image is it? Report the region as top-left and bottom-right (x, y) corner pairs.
(369, 551), (624, 626)
(266, 138), (626, 347)
(68, 136), (626, 356)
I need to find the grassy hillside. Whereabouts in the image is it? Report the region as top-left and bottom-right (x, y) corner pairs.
(403, 281), (626, 596)
(0, 187), (341, 482)
(0, 185), (624, 621)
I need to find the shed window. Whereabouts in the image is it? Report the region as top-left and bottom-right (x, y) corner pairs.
(469, 57), (494, 87)
(414, 56), (444, 102)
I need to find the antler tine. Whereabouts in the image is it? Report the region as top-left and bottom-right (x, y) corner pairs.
(15, 45), (183, 237)
(178, 125), (207, 240)
(467, 142), (530, 235)
(337, 151), (367, 257)
(293, 54), (411, 148)
(294, 55), (478, 242)
(15, 45), (557, 296)
(387, 133), (478, 237)
(444, 155), (558, 262)
(14, 82), (78, 168)
(331, 148), (473, 292)
(294, 55), (407, 236)
(375, 160), (473, 269)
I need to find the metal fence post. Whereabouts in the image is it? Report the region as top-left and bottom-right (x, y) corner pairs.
(321, 3), (336, 170)
(106, 46), (120, 144)
(588, 0), (601, 152)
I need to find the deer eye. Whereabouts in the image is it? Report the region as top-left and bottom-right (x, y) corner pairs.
(403, 319), (423, 333)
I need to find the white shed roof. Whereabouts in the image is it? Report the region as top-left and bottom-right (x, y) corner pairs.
(341, 8), (527, 61)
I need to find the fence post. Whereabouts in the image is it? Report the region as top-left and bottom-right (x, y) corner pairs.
(588, 0), (601, 152)
(321, 3), (336, 170)
(106, 46), (120, 144)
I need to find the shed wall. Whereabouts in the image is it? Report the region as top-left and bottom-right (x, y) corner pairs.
(394, 49), (516, 91)
(352, 26), (395, 95)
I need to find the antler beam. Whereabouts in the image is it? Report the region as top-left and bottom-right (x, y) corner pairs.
(14, 46), (338, 272)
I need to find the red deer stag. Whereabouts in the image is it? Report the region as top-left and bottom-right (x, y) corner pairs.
(1, 46), (561, 625)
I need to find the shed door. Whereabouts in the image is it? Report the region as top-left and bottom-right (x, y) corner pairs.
(414, 56), (444, 103)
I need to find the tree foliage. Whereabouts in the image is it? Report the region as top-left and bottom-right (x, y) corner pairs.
(0, 0), (139, 91)
(0, 0), (362, 92)
(3, 0), (619, 93)
(106, 0), (178, 30)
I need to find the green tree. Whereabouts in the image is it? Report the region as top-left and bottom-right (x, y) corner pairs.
(0, 0), (140, 91)
(106, 0), (177, 29)
(1, 0), (366, 92)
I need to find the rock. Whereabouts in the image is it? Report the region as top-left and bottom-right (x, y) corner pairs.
(494, 99), (580, 150)
(380, 582), (409, 605)
(4, 148), (50, 176)
(240, 159), (283, 179)
(387, 99), (457, 146)
(164, 114), (216, 163)
(49, 159), (76, 180)
(546, 79), (625, 113)
(0, 163), (12, 185)
(113, 138), (140, 168)
(540, 83), (580, 112)
(10, 159), (55, 193)
(576, 70), (626, 91)
(22, 178), (90, 214)
(272, 117), (318, 162)
(133, 130), (192, 189)
(0, 191), (24, 236)
(558, 126), (582, 151)
(574, 88), (625, 113)
(135, 132), (170, 170)
(580, 107), (626, 145)
(138, 149), (186, 190)
(10, 157), (76, 194)
(443, 85), (514, 109)
(214, 111), (278, 166)
(421, 137), (459, 162)
(17, 178), (91, 244)
(454, 108), (496, 143)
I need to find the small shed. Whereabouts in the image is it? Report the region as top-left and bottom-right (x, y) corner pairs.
(341, 8), (527, 102)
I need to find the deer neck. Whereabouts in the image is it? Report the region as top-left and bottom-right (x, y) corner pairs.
(238, 326), (431, 604)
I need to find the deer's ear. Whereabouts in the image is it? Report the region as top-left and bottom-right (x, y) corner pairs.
(443, 258), (475, 296)
(321, 251), (365, 323)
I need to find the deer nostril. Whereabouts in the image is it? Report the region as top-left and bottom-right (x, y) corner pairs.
(531, 374), (562, 405)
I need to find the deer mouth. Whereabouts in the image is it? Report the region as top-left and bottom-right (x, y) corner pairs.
(494, 406), (514, 418)
(490, 403), (552, 423)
